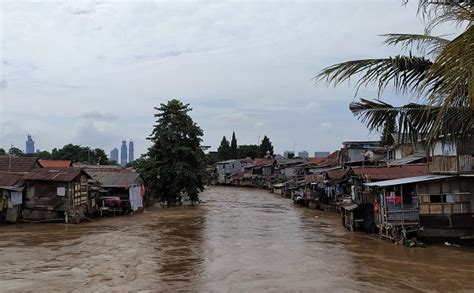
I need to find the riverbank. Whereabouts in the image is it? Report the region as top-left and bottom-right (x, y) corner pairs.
(1, 186), (474, 291)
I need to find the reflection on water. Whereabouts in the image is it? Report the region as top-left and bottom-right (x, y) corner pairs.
(0, 186), (473, 291)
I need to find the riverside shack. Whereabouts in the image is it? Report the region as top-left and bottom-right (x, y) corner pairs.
(0, 171), (24, 223)
(22, 168), (90, 223)
(364, 175), (454, 243)
(85, 170), (145, 213)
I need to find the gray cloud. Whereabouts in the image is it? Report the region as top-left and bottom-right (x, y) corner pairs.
(79, 111), (118, 122)
(1, 1), (458, 156)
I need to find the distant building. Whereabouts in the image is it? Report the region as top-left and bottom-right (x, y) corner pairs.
(128, 141), (134, 163)
(110, 148), (119, 163)
(298, 151), (309, 158)
(25, 134), (35, 154)
(120, 141), (127, 166)
(314, 151), (330, 158)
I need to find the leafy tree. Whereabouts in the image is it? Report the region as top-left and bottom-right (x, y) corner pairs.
(51, 144), (111, 164)
(217, 136), (232, 161)
(8, 146), (23, 156)
(147, 99), (207, 204)
(287, 152), (295, 159)
(36, 150), (52, 160)
(318, 1), (474, 146)
(259, 135), (274, 157)
(238, 144), (259, 159)
(205, 151), (219, 165)
(230, 131), (239, 159)
(132, 155), (157, 205)
(0, 148), (6, 155)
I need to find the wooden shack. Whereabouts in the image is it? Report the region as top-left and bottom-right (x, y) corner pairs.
(85, 170), (145, 212)
(0, 171), (24, 223)
(22, 168), (90, 223)
(364, 175), (455, 242)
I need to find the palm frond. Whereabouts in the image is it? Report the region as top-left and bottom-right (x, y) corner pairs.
(349, 98), (431, 142)
(412, 0), (474, 31)
(382, 33), (450, 55)
(424, 26), (474, 107)
(350, 98), (474, 146)
(317, 55), (433, 97)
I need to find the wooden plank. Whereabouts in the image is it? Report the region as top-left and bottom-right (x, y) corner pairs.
(430, 204), (443, 214)
(419, 204), (430, 215)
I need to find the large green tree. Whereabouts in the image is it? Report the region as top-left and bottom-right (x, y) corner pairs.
(51, 144), (110, 164)
(230, 131), (239, 159)
(147, 99), (207, 204)
(238, 144), (259, 159)
(259, 135), (274, 157)
(0, 148), (6, 155)
(217, 136), (232, 161)
(318, 1), (474, 146)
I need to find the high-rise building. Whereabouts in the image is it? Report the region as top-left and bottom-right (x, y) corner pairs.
(120, 141), (128, 166)
(298, 151), (309, 159)
(314, 151), (330, 158)
(110, 148), (119, 163)
(128, 141), (134, 163)
(25, 134), (35, 154)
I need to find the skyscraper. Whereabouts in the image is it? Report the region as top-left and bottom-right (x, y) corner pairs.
(25, 134), (35, 154)
(120, 141), (128, 166)
(128, 141), (134, 163)
(110, 148), (119, 163)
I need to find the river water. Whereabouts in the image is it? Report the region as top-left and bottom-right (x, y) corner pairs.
(1, 186), (474, 292)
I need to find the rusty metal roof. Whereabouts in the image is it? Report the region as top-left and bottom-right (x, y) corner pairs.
(253, 158), (275, 166)
(23, 168), (86, 182)
(0, 156), (39, 173)
(326, 169), (348, 180)
(38, 160), (72, 168)
(85, 170), (142, 187)
(352, 163), (429, 180)
(0, 171), (24, 187)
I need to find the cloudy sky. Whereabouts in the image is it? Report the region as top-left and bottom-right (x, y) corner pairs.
(0, 0), (455, 157)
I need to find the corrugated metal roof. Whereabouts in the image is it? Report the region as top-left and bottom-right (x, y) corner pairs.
(254, 158), (275, 166)
(38, 160), (72, 168)
(327, 169), (348, 180)
(352, 164), (429, 180)
(0, 171), (24, 187)
(23, 168), (86, 182)
(86, 170), (142, 187)
(0, 156), (38, 173)
(364, 175), (454, 187)
(387, 155), (426, 166)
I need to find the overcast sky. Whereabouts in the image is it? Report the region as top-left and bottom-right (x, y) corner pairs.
(0, 0), (454, 157)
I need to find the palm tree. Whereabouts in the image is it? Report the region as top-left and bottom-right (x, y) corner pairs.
(318, 0), (474, 146)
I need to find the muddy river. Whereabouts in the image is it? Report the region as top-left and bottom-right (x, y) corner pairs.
(1, 186), (474, 292)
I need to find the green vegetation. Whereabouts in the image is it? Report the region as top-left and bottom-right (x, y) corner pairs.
(140, 99), (207, 204)
(238, 144), (259, 159)
(258, 135), (274, 157)
(51, 144), (110, 164)
(230, 131), (239, 159)
(217, 136), (232, 161)
(318, 1), (474, 146)
(8, 146), (23, 156)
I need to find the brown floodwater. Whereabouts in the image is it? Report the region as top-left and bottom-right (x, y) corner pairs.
(1, 186), (474, 292)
